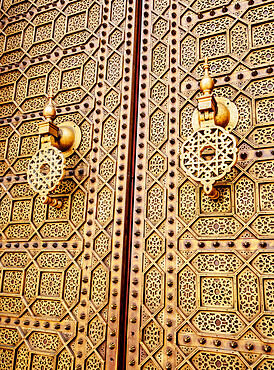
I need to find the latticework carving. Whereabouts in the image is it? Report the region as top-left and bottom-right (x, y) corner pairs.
(1, 0), (274, 367)
(181, 126), (237, 195)
(127, 0), (274, 368)
(28, 147), (65, 194)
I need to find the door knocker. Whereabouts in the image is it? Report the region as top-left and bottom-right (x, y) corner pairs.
(180, 58), (238, 199)
(27, 91), (81, 208)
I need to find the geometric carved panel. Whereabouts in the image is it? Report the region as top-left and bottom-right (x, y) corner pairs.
(0, 0), (137, 367)
(127, 0), (274, 368)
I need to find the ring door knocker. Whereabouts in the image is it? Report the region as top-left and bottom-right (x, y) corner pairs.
(27, 91), (81, 208)
(180, 58), (238, 199)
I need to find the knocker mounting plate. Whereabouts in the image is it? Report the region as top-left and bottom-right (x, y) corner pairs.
(28, 146), (65, 194)
(181, 126), (237, 197)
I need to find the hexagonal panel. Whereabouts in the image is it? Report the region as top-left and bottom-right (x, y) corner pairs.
(83, 59), (97, 89)
(142, 321), (163, 352)
(192, 312), (245, 334)
(88, 316), (106, 346)
(178, 267), (197, 316)
(152, 43), (167, 76)
(91, 265), (108, 309)
(94, 233), (111, 258)
(97, 186), (113, 226)
(88, 3), (101, 32)
(252, 215), (274, 236)
(109, 29), (123, 48)
(144, 267), (163, 313)
(104, 89), (119, 111)
(145, 232), (164, 260)
(29, 332), (60, 352)
(191, 253), (242, 273)
(192, 351), (246, 370)
(152, 17), (168, 38)
(106, 53), (121, 85)
(148, 152), (166, 178)
(179, 181), (196, 223)
(149, 109), (167, 147)
(102, 116), (118, 151)
(192, 217), (242, 237)
(147, 184), (165, 225)
(151, 81), (167, 105)
(256, 315), (274, 339)
(238, 268), (260, 321)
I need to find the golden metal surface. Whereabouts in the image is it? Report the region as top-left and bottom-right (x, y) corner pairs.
(192, 97), (239, 131)
(54, 121), (82, 158)
(0, 0), (138, 368)
(27, 96), (82, 207)
(0, 0), (274, 368)
(181, 60), (238, 198)
(127, 0), (274, 369)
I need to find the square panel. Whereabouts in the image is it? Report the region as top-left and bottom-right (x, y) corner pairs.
(12, 200), (31, 221)
(201, 186), (231, 214)
(28, 77), (46, 96)
(40, 272), (62, 297)
(2, 270), (23, 294)
(61, 68), (81, 89)
(201, 277), (234, 308)
(35, 23), (52, 42)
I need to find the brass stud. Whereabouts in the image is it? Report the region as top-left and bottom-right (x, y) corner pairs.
(184, 336), (191, 343)
(167, 279), (173, 287)
(263, 345), (271, 352)
(246, 343), (254, 351)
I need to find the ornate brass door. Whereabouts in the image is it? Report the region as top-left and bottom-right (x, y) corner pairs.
(0, 0), (139, 369)
(126, 0), (274, 369)
(1, 0), (274, 369)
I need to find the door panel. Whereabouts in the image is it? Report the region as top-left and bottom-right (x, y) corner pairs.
(0, 0), (137, 369)
(127, 0), (274, 369)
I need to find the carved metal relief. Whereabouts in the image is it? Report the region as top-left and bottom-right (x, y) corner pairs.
(1, 0), (274, 368)
(0, 0), (138, 369)
(127, 0), (274, 370)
